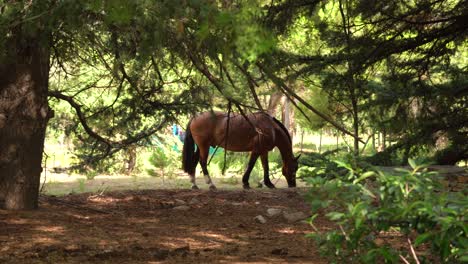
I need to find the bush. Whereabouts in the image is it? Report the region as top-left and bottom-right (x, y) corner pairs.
(297, 149), (367, 180)
(147, 135), (182, 181)
(305, 159), (467, 263)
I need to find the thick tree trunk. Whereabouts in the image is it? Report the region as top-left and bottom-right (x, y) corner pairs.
(0, 35), (51, 210)
(350, 94), (359, 156)
(125, 145), (137, 174)
(267, 91), (283, 116)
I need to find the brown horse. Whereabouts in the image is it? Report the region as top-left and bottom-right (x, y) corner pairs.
(182, 111), (300, 190)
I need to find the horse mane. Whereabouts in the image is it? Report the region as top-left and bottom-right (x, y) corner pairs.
(271, 117), (292, 145)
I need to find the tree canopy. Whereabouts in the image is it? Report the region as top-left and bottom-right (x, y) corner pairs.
(0, 0), (466, 209)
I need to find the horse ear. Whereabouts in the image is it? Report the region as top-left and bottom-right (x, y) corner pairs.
(295, 154), (301, 161)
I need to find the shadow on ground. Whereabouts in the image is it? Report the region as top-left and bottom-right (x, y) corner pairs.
(0, 188), (329, 264)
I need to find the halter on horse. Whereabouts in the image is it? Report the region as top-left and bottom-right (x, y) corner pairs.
(182, 111), (299, 189)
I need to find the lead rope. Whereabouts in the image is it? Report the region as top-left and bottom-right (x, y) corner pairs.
(207, 101), (232, 170)
(222, 101), (232, 175)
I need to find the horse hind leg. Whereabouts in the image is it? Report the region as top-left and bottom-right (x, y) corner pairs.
(200, 160), (216, 190)
(189, 149), (200, 190)
(199, 146), (217, 190)
(190, 172), (199, 190)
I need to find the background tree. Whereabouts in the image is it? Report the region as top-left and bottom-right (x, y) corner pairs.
(262, 0), (467, 161)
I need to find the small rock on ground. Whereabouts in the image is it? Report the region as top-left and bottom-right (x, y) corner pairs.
(174, 199), (186, 205)
(189, 198), (201, 205)
(283, 211), (308, 223)
(254, 215), (267, 224)
(266, 208), (282, 217)
(173, 205), (190, 211)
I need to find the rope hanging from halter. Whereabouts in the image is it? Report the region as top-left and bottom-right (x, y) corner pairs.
(207, 101), (232, 175)
(222, 101), (232, 175)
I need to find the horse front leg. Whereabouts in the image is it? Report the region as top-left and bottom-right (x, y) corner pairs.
(189, 149), (200, 190)
(261, 153), (275, 189)
(242, 153), (259, 189)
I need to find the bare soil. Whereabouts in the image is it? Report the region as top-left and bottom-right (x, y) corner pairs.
(0, 188), (331, 263)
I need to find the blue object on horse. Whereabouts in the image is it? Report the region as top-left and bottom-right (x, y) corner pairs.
(209, 146), (217, 155)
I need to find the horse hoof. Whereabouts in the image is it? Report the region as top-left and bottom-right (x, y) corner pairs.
(209, 185), (217, 190)
(265, 183), (276, 189)
(191, 185), (199, 190)
(243, 184), (251, 190)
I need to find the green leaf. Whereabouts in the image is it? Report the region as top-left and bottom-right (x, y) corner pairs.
(327, 212), (345, 221)
(414, 233), (432, 246)
(334, 160), (352, 170)
(354, 171), (375, 183)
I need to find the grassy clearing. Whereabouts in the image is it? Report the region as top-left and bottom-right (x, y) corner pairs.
(39, 130), (364, 197)
(39, 170), (304, 196)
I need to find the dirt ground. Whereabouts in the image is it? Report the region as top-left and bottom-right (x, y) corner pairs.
(0, 188), (331, 264)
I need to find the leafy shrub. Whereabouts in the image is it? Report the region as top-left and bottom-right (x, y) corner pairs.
(147, 135), (182, 181)
(305, 159), (467, 263)
(298, 149), (368, 180)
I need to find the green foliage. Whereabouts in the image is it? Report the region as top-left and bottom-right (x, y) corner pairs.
(3, 0), (466, 175)
(76, 178), (87, 192)
(305, 159), (467, 263)
(298, 149), (373, 181)
(147, 135), (182, 180)
(296, 85), (330, 132)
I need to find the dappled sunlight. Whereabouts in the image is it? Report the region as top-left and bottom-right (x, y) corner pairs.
(61, 211), (92, 221)
(193, 231), (247, 245)
(5, 218), (30, 225)
(276, 227), (301, 234)
(124, 217), (161, 225)
(31, 236), (60, 245)
(158, 237), (204, 249)
(34, 225), (65, 234)
(87, 196), (122, 204)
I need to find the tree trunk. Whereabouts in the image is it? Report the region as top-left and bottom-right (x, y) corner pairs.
(125, 145), (137, 174)
(267, 91), (283, 116)
(319, 129), (323, 153)
(372, 131), (376, 151)
(336, 132), (339, 149)
(382, 130), (387, 151)
(300, 130), (304, 153)
(0, 34), (51, 210)
(351, 96), (359, 156)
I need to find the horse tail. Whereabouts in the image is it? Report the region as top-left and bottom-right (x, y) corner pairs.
(182, 120), (199, 175)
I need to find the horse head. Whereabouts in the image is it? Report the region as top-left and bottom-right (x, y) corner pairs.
(282, 154), (301, 187)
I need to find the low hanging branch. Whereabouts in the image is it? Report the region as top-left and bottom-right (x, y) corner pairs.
(256, 62), (364, 143)
(230, 59), (264, 111)
(48, 91), (114, 149)
(48, 90), (169, 166)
